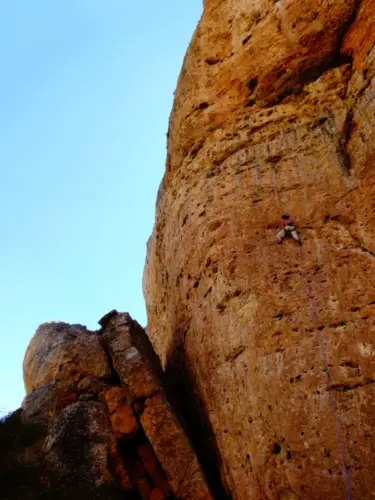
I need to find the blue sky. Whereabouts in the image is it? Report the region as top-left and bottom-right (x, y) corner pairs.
(0, 1), (202, 416)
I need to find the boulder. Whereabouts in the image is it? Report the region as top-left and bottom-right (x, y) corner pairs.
(44, 401), (116, 487)
(23, 322), (111, 394)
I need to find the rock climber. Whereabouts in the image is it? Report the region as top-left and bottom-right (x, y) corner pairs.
(276, 214), (301, 245)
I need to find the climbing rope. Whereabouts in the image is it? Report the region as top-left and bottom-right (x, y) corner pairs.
(298, 246), (352, 500)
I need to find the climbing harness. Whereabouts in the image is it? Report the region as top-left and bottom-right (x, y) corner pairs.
(298, 246), (352, 500)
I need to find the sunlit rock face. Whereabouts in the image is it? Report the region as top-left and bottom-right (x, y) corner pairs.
(144, 1), (375, 498)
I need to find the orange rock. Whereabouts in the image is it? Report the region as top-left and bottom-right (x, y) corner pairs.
(125, 455), (153, 500)
(136, 443), (170, 494)
(141, 394), (212, 500)
(110, 404), (139, 437)
(111, 451), (132, 491)
(102, 386), (130, 414)
(149, 488), (166, 500)
(56, 391), (77, 407)
(101, 312), (213, 499)
(101, 312), (161, 398)
(144, 0), (375, 499)
(342, 0), (375, 70)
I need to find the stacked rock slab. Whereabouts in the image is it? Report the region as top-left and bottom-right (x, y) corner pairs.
(22, 312), (212, 500)
(144, 1), (375, 499)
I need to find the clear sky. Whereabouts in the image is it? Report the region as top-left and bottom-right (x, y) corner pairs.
(0, 1), (202, 416)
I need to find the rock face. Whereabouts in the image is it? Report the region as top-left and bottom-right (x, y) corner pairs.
(144, 1), (375, 499)
(23, 322), (111, 394)
(19, 312), (212, 500)
(44, 402), (117, 487)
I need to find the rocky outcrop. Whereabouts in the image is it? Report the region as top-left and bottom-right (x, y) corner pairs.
(17, 312), (212, 500)
(44, 402), (117, 488)
(23, 322), (111, 394)
(144, 1), (375, 499)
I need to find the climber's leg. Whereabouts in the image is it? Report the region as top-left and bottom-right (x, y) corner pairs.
(291, 230), (302, 245)
(276, 229), (286, 243)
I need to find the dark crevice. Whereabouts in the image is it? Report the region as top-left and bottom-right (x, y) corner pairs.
(332, 218), (375, 258)
(339, 0), (363, 52)
(217, 302), (226, 313)
(205, 57), (222, 65)
(273, 53), (353, 107)
(338, 109), (354, 176)
(245, 98), (256, 107)
(340, 361), (359, 369)
(328, 321), (346, 328)
(189, 138), (206, 159)
(109, 447), (143, 500)
(303, 53), (352, 86)
(225, 345), (246, 363)
(290, 0), (361, 98)
(198, 102), (209, 110)
(246, 77), (258, 92)
(118, 446), (150, 500)
(117, 427), (174, 499)
(360, 246), (375, 258)
(329, 379), (375, 392)
(98, 335), (122, 387)
(165, 345), (232, 500)
(242, 34), (252, 46)
(272, 443), (282, 455)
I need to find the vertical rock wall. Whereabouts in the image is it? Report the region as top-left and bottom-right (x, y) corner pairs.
(144, 1), (375, 498)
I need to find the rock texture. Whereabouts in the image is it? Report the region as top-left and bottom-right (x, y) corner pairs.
(44, 401), (117, 487)
(19, 312), (212, 500)
(144, 1), (375, 499)
(23, 322), (110, 394)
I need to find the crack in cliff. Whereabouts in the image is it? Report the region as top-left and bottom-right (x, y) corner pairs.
(224, 345), (247, 363)
(318, 109), (356, 185)
(329, 379), (375, 392)
(355, 245), (375, 260)
(262, 0), (363, 108)
(166, 345), (232, 500)
(211, 141), (250, 168)
(339, 0), (363, 50)
(98, 313), (216, 499)
(330, 217), (375, 258)
(274, 57), (353, 107)
(98, 334), (122, 387)
(333, 0), (371, 180)
(337, 112), (354, 178)
(339, 77), (375, 181)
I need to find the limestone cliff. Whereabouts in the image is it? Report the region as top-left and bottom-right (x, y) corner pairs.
(144, 1), (375, 499)
(2, 312), (212, 500)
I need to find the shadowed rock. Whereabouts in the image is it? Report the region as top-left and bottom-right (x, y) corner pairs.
(17, 312), (213, 500)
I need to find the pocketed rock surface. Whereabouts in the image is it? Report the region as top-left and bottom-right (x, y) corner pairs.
(143, 1), (375, 498)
